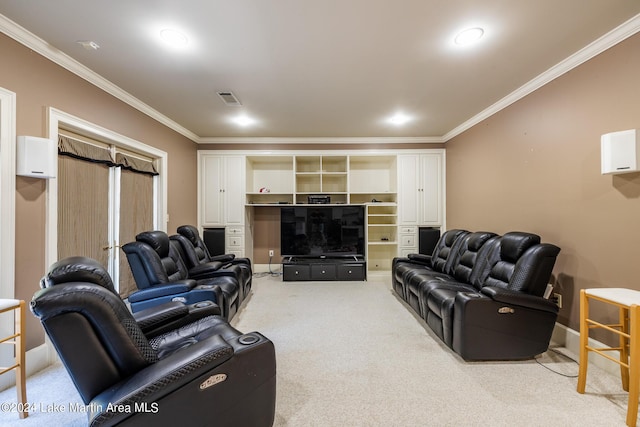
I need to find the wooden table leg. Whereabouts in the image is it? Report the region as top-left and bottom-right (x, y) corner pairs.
(16, 301), (27, 419)
(578, 289), (589, 393)
(626, 304), (640, 427)
(622, 306), (631, 392)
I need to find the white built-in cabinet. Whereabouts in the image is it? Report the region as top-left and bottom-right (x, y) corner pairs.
(199, 150), (444, 271)
(397, 154), (443, 256)
(199, 154), (246, 256)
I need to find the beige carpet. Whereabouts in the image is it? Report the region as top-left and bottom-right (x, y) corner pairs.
(0, 274), (633, 426)
(232, 273), (632, 427)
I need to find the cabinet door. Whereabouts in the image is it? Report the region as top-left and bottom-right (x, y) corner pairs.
(420, 154), (442, 225)
(201, 155), (224, 226)
(223, 156), (246, 225)
(397, 155), (420, 225)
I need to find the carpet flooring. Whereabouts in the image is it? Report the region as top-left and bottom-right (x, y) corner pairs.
(0, 273), (633, 426)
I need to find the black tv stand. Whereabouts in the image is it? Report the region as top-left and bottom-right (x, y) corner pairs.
(282, 255), (366, 281)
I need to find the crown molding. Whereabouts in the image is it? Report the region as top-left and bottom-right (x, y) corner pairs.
(197, 136), (445, 145)
(2, 11), (639, 145)
(443, 13), (640, 142)
(0, 14), (200, 143)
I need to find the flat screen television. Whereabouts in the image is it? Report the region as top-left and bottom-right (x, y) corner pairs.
(280, 206), (365, 257)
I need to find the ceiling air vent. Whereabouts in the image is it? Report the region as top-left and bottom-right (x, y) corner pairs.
(216, 91), (242, 106)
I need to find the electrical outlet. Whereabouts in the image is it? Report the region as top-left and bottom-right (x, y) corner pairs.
(269, 249), (274, 257)
(552, 292), (563, 308)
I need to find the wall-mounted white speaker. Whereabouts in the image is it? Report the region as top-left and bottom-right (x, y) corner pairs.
(601, 129), (640, 175)
(16, 136), (57, 179)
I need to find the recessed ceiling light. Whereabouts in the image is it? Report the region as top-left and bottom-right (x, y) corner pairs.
(160, 28), (188, 47)
(454, 27), (484, 45)
(232, 115), (256, 127)
(388, 113), (411, 126)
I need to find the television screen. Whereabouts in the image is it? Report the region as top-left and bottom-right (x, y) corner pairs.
(280, 206), (365, 257)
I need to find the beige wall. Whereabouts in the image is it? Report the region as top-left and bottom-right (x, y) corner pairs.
(0, 34), (199, 349)
(446, 32), (640, 339)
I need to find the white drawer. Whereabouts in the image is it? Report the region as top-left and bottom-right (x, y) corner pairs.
(226, 226), (244, 236)
(399, 226), (417, 234)
(227, 236), (243, 247)
(399, 234), (416, 247)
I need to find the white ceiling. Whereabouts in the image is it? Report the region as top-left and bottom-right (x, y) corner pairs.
(1, 1), (640, 143)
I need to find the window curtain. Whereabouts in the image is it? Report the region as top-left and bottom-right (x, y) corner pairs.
(57, 133), (157, 298)
(57, 152), (110, 267)
(118, 169), (154, 298)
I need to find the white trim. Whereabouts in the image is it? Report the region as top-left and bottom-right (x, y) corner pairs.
(443, 13), (640, 141)
(46, 108), (169, 272)
(198, 136), (445, 145)
(550, 322), (621, 378)
(202, 147), (446, 156)
(0, 87), (16, 300)
(0, 343), (52, 392)
(0, 14), (199, 144)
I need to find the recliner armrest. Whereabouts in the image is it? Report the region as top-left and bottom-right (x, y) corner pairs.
(209, 254), (235, 263)
(127, 280), (197, 303)
(407, 253), (432, 266)
(133, 301), (189, 331)
(134, 301), (222, 338)
(480, 286), (559, 314)
(188, 261), (224, 279)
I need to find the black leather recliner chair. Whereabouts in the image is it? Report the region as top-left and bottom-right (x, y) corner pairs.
(170, 233), (249, 304)
(122, 231), (240, 319)
(176, 225), (253, 300)
(31, 256), (277, 427)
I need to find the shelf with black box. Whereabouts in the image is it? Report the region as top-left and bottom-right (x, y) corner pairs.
(282, 255), (366, 281)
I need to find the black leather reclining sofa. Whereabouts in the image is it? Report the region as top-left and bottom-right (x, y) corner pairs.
(392, 229), (561, 361)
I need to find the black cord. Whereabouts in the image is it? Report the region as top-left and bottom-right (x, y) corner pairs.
(535, 347), (579, 378)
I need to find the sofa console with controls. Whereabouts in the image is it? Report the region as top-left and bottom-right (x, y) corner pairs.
(282, 256), (366, 281)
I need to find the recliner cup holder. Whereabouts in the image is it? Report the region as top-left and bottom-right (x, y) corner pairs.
(239, 333), (260, 345)
(194, 301), (212, 308)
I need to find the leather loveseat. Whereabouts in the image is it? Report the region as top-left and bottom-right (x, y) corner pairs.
(392, 229), (561, 361)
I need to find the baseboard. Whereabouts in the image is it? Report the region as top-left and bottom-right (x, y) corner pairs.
(550, 322), (620, 377)
(254, 263), (282, 274)
(0, 342), (55, 392)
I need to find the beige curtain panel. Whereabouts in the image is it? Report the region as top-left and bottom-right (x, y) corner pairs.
(115, 152), (158, 176)
(58, 135), (115, 166)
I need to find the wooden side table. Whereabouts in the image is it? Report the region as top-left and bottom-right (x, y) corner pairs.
(577, 288), (640, 427)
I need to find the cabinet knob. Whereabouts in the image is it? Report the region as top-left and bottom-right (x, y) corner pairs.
(348, 270), (352, 274)
(322, 270), (325, 274)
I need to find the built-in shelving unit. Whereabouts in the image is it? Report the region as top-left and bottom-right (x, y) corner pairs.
(366, 203), (398, 272)
(200, 149), (444, 275)
(294, 156), (348, 204)
(245, 156), (294, 205)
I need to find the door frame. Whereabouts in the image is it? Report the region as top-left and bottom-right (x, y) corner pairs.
(0, 87), (16, 300)
(45, 108), (168, 278)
